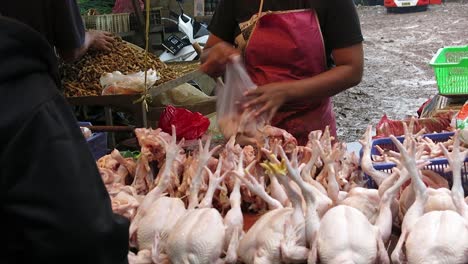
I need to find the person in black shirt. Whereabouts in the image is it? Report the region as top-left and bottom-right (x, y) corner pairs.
(0, 0), (114, 62)
(0, 16), (129, 264)
(201, 0), (364, 144)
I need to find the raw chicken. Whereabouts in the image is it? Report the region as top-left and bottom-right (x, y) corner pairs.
(218, 108), (265, 146)
(136, 196), (186, 250)
(111, 186), (140, 220)
(135, 128), (172, 163)
(360, 125), (392, 186)
(308, 140), (410, 264)
(132, 154), (153, 195)
(166, 207), (225, 264)
(261, 125), (298, 153)
(165, 139), (231, 264)
(236, 148), (307, 264)
(390, 132), (468, 264)
(128, 249), (153, 264)
(361, 125), (454, 222)
(398, 171), (452, 220)
(223, 175), (243, 263)
(339, 187), (381, 224)
(187, 137), (222, 209)
(111, 149), (137, 177)
(274, 141), (405, 264)
(319, 138), (383, 224)
(129, 126), (185, 240)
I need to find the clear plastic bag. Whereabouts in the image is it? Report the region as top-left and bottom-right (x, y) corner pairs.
(100, 69), (159, 95)
(216, 56), (266, 144)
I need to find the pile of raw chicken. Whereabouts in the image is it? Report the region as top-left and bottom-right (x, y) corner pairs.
(97, 123), (468, 264)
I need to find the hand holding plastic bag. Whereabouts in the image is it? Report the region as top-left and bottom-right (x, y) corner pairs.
(216, 56), (266, 145)
(100, 69), (159, 95)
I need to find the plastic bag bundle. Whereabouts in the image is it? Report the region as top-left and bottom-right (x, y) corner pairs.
(216, 56), (266, 144)
(159, 105), (210, 140)
(100, 69), (159, 95)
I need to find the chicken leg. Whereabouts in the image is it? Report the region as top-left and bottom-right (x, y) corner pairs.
(129, 126), (184, 238)
(188, 136), (222, 209)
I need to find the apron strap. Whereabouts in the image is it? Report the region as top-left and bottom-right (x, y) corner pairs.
(257, 0), (264, 19)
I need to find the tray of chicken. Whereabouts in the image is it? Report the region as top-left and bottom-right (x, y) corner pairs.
(97, 123), (468, 263)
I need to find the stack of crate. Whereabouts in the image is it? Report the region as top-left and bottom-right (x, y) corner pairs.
(82, 13), (131, 33)
(82, 7), (162, 34)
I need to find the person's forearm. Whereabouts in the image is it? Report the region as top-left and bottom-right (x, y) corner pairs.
(284, 63), (363, 102)
(200, 34), (239, 78)
(283, 42), (364, 102)
(58, 31), (93, 62)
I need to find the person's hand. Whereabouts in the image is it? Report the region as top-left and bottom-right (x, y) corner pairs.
(242, 82), (291, 122)
(200, 42), (240, 78)
(88, 30), (114, 52)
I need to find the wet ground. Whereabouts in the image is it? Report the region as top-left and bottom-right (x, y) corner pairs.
(334, 2), (468, 142)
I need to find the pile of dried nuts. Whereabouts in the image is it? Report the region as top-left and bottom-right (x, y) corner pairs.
(60, 37), (179, 97)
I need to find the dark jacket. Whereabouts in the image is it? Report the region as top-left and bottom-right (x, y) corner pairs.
(0, 17), (129, 264)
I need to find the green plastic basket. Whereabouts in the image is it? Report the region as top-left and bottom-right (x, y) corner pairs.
(430, 45), (468, 95)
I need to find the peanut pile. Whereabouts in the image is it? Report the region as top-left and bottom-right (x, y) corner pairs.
(60, 37), (179, 97)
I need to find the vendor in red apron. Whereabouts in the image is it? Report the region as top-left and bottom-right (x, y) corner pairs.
(200, 0), (364, 145)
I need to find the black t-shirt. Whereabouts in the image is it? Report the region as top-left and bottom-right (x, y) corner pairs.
(0, 0), (85, 51)
(0, 17), (129, 264)
(209, 0), (363, 66)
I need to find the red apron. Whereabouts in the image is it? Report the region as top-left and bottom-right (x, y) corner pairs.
(244, 6), (337, 145)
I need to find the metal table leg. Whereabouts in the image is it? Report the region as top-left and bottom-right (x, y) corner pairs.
(104, 107), (116, 148)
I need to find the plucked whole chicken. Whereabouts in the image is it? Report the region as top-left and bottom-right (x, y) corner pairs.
(95, 122), (468, 264)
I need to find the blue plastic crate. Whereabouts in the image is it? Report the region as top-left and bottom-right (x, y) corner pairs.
(363, 132), (468, 195)
(78, 122), (108, 160)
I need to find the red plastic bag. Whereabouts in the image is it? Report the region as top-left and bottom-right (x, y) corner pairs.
(158, 105), (210, 140)
(375, 114), (453, 138)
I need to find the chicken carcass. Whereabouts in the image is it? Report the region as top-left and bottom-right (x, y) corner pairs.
(129, 126), (185, 240)
(308, 142), (412, 264)
(260, 125), (298, 153)
(223, 177), (243, 263)
(111, 186), (140, 220)
(360, 125), (393, 186)
(134, 128), (172, 163)
(217, 152), (246, 263)
(318, 138), (383, 224)
(111, 149), (137, 178)
(398, 170), (453, 221)
(132, 154), (153, 195)
(275, 141), (404, 264)
(390, 133), (468, 264)
(236, 148), (309, 264)
(136, 196), (186, 251)
(165, 138), (233, 264)
(360, 125), (448, 223)
(128, 249), (153, 264)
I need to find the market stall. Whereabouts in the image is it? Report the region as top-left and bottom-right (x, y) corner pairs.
(83, 41), (468, 263)
(62, 36), (215, 148)
(66, 3), (468, 262)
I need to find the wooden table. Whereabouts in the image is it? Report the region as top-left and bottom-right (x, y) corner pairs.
(67, 69), (215, 147)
